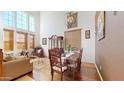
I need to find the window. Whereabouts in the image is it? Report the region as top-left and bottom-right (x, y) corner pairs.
(3, 11), (36, 51)
(16, 11), (28, 30)
(29, 34), (35, 48)
(3, 11), (14, 27)
(4, 29), (14, 51)
(29, 16), (35, 32)
(16, 32), (27, 50)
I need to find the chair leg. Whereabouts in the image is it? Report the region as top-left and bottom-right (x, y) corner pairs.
(73, 68), (75, 80)
(78, 62), (81, 71)
(61, 73), (63, 81)
(51, 71), (54, 81)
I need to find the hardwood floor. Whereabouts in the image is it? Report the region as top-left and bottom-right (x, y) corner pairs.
(15, 58), (101, 81)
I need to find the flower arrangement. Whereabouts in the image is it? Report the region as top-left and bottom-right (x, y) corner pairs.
(66, 44), (72, 53)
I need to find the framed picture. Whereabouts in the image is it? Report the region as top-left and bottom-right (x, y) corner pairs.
(42, 38), (47, 45)
(95, 11), (105, 41)
(67, 12), (77, 29)
(85, 30), (90, 39)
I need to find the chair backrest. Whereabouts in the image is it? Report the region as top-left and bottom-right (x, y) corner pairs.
(48, 48), (62, 70)
(73, 48), (83, 63)
(79, 48), (83, 62)
(53, 48), (64, 54)
(72, 48), (83, 59)
(80, 48), (83, 56)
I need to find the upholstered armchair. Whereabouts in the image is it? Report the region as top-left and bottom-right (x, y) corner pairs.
(32, 47), (44, 57)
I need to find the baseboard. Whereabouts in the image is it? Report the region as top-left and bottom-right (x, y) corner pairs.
(82, 61), (95, 64)
(94, 63), (103, 81)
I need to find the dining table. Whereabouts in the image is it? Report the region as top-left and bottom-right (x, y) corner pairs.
(61, 51), (80, 80)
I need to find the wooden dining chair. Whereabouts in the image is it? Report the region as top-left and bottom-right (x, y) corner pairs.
(68, 48), (83, 70)
(48, 48), (68, 81)
(77, 48), (83, 70)
(67, 48), (83, 80)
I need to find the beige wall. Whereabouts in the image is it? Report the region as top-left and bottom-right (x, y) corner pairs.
(95, 11), (124, 80)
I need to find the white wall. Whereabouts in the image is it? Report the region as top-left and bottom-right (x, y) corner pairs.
(40, 11), (66, 56)
(40, 11), (95, 63)
(78, 11), (96, 63)
(27, 11), (40, 47)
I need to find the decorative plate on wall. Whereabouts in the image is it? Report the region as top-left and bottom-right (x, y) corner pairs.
(67, 12), (78, 29)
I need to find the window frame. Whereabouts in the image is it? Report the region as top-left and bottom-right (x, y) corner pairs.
(16, 31), (28, 50)
(3, 11), (14, 27)
(3, 11), (36, 52)
(29, 15), (35, 32)
(16, 11), (28, 30)
(29, 34), (35, 49)
(3, 28), (14, 52)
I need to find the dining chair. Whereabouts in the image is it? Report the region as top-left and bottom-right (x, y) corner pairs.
(48, 48), (68, 81)
(77, 48), (83, 70)
(67, 48), (83, 80)
(68, 48), (83, 70)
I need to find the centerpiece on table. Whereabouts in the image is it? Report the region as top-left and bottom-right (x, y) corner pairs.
(66, 44), (72, 53)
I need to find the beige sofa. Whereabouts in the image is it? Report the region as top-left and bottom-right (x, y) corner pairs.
(2, 57), (32, 80)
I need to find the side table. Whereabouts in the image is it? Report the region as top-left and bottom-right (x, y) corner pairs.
(30, 57), (43, 81)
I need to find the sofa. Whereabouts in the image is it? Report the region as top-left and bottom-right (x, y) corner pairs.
(2, 57), (32, 80)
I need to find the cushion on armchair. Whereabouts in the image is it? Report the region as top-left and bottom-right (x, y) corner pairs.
(32, 47), (44, 57)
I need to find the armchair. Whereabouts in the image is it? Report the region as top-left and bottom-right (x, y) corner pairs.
(32, 47), (44, 57)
